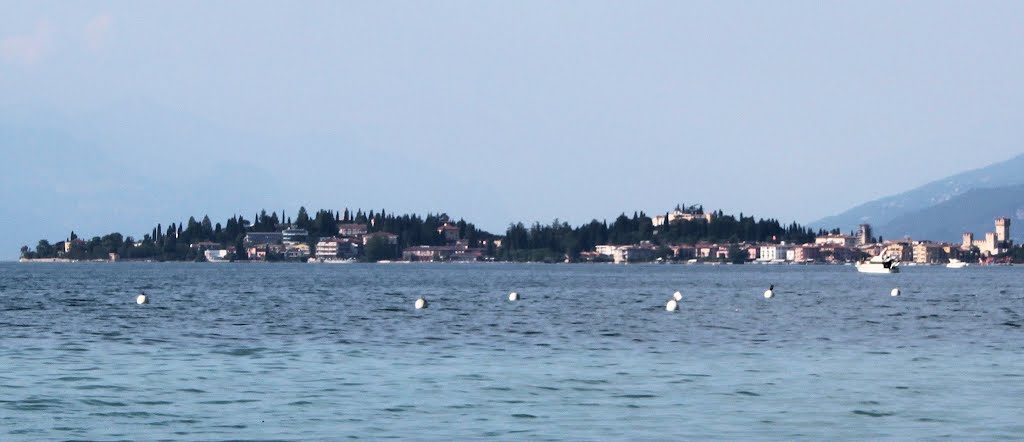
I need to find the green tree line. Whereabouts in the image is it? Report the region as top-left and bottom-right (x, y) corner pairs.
(20, 207), (498, 261)
(20, 205), (826, 262)
(500, 211), (818, 262)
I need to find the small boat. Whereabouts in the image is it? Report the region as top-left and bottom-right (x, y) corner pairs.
(855, 255), (900, 273)
(204, 249), (232, 263)
(946, 259), (968, 269)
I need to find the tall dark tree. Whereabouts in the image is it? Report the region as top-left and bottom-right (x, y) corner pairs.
(296, 207), (311, 230)
(364, 236), (395, 262)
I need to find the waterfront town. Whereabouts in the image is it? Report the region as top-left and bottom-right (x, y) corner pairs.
(21, 206), (1016, 265)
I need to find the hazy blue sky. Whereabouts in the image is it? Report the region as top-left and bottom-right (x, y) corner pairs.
(2, 1), (1024, 257)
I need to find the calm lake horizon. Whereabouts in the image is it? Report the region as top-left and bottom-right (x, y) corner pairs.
(2, 262), (1022, 440)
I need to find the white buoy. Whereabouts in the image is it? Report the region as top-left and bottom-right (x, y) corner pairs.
(763, 284), (774, 299)
(891, 288), (900, 297)
(672, 291), (683, 301)
(666, 299), (678, 312)
(508, 291), (520, 301)
(136, 293), (149, 304)
(415, 297), (428, 309)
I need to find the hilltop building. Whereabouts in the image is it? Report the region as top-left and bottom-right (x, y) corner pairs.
(337, 223), (368, 238)
(437, 223), (461, 242)
(62, 237), (86, 254)
(244, 232), (283, 247)
(652, 207), (713, 227)
(282, 228), (308, 244)
(190, 241), (221, 251)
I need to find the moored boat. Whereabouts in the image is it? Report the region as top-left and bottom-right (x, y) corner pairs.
(946, 259), (968, 269)
(855, 255), (900, 273)
(203, 249), (232, 263)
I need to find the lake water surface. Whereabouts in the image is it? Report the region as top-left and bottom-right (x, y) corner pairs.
(2, 262), (1023, 440)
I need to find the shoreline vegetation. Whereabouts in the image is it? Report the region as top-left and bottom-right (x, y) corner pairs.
(18, 204), (1024, 264)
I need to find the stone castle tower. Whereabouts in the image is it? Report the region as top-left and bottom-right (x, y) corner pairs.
(857, 224), (872, 245)
(995, 217), (1011, 243)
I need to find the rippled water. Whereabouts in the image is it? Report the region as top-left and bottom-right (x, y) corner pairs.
(2, 262), (1023, 440)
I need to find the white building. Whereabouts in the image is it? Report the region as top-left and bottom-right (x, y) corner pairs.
(759, 244), (792, 262)
(337, 223), (368, 238)
(653, 209), (713, 227)
(612, 245), (655, 264)
(815, 234), (856, 247)
(316, 238), (356, 259)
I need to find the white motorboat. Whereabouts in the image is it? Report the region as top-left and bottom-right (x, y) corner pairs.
(855, 255), (900, 273)
(203, 249), (232, 263)
(946, 259), (968, 269)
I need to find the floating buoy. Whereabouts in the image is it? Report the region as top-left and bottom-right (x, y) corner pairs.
(136, 293), (149, 304)
(508, 291), (520, 301)
(415, 297), (428, 309)
(672, 291), (683, 301)
(666, 299), (678, 312)
(763, 284), (774, 299)
(891, 288), (900, 297)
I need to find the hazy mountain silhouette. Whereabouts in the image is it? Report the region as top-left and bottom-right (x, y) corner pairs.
(876, 185), (1024, 243)
(811, 153), (1024, 237)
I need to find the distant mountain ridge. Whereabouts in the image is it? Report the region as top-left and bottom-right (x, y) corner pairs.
(877, 185), (1024, 243)
(811, 153), (1024, 238)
